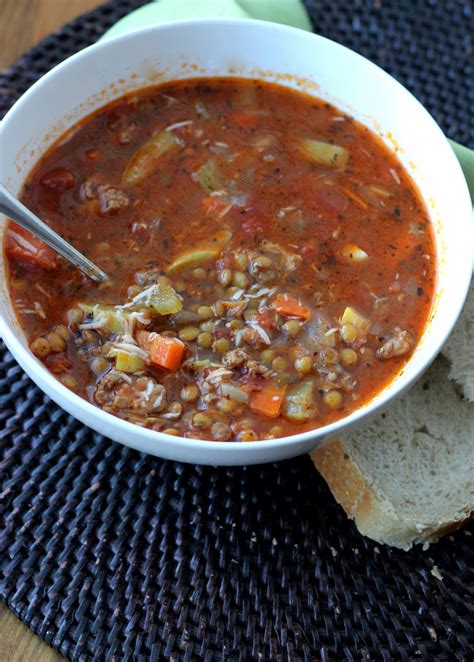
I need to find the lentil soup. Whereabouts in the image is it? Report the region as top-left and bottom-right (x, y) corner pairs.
(4, 78), (436, 441)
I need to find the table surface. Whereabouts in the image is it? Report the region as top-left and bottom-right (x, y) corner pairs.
(0, 1), (103, 657)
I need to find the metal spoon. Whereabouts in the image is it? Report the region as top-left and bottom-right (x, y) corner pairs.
(0, 183), (109, 283)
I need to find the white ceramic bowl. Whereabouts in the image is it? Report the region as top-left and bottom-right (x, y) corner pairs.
(0, 20), (472, 465)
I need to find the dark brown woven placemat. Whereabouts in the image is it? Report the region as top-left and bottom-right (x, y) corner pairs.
(1, 1), (473, 660)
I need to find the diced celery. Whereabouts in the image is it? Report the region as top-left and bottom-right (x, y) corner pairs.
(122, 131), (178, 186)
(115, 350), (145, 373)
(194, 159), (221, 192)
(128, 282), (183, 315)
(341, 306), (369, 332)
(298, 138), (349, 168)
(166, 245), (221, 273)
(220, 382), (249, 403)
(283, 380), (318, 422)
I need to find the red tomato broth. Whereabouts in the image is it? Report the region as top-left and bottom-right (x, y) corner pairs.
(4, 78), (436, 441)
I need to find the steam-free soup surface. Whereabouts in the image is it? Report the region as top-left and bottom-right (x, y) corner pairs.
(5, 78), (436, 441)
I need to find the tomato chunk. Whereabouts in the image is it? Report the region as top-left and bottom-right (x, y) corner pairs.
(5, 226), (56, 270)
(40, 167), (75, 192)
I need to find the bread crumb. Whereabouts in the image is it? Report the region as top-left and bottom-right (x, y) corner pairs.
(427, 627), (437, 641)
(431, 564), (443, 581)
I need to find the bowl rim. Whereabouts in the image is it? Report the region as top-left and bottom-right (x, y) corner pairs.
(0, 18), (472, 462)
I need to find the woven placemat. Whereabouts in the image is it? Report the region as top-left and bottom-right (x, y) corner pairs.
(1, 1), (473, 659)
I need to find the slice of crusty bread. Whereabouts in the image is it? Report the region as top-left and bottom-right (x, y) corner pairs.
(311, 355), (474, 550)
(441, 280), (474, 401)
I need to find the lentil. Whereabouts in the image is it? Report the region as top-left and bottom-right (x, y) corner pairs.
(239, 429), (258, 442)
(61, 374), (78, 390)
(217, 268), (232, 286)
(179, 326), (200, 341)
(213, 337), (230, 354)
(217, 398), (238, 413)
(233, 271), (249, 288)
(193, 412), (212, 429)
(31, 337), (51, 358)
(272, 356), (288, 372)
(260, 349), (275, 363)
(198, 305), (213, 320)
(55, 324), (71, 341)
(341, 348), (358, 366)
(295, 355), (313, 374)
(47, 331), (66, 352)
(211, 422), (232, 440)
(197, 332), (213, 348)
(180, 384), (200, 403)
(167, 401), (183, 418)
(200, 320), (217, 333)
(321, 347), (340, 365)
(192, 267), (207, 280)
(283, 320), (301, 337)
(252, 255), (273, 270)
(323, 390), (343, 408)
(234, 253), (249, 270)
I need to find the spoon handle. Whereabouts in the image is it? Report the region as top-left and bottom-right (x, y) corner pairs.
(0, 184), (109, 283)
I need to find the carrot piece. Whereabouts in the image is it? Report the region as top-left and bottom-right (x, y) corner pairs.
(201, 196), (230, 217)
(5, 226), (56, 270)
(136, 331), (186, 371)
(250, 384), (287, 418)
(271, 294), (311, 321)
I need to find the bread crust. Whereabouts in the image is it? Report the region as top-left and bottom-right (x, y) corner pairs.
(311, 440), (473, 550)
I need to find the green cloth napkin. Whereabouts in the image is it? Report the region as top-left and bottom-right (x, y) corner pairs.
(102, 0), (312, 38)
(102, 0), (473, 202)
